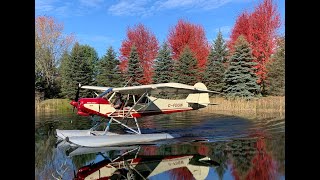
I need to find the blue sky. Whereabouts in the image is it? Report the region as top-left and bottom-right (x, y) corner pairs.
(35, 0), (285, 58)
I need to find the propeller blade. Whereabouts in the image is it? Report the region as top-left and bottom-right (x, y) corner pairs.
(75, 83), (81, 102)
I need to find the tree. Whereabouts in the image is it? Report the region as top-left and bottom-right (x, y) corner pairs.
(127, 45), (144, 86)
(265, 36), (285, 96)
(153, 43), (174, 83)
(229, 0), (280, 93)
(119, 23), (159, 84)
(35, 16), (74, 98)
(173, 46), (199, 86)
(60, 42), (98, 99)
(168, 19), (210, 70)
(224, 36), (260, 99)
(204, 31), (229, 93)
(96, 46), (123, 87)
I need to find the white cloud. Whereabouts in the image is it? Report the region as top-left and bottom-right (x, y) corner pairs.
(35, 0), (106, 17)
(107, 0), (237, 16)
(108, 0), (150, 16)
(35, 0), (57, 12)
(157, 0), (232, 10)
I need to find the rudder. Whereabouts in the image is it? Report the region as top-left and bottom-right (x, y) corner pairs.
(186, 82), (210, 109)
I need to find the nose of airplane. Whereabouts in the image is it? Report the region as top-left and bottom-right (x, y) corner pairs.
(70, 100), (78, 108)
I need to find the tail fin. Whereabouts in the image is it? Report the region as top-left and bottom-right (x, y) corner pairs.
(186, 82), (210, 109)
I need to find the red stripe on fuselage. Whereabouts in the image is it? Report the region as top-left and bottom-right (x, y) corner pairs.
(107, 108), (193, 118)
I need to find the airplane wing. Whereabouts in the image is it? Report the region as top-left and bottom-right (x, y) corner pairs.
(112, 83), (219, 95)
(81, 86), (111, 92)
(80, 83), (219, 96)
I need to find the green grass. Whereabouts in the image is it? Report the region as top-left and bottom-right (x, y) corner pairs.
(35, 99), (72, 112)
(204, 96), (285, 119)
(35, 96), (285, 120)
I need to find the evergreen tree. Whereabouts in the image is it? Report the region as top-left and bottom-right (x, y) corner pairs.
(60, 42), (98, 99)
(127, 45), (144, 86)
(204, 31), (228, 93)
(153, 43), (174, 83)
(223, 36), (260, 99)
(172, 46), (199, 85)
(265, 36), (285, 96)
(96, 46), (123, 87)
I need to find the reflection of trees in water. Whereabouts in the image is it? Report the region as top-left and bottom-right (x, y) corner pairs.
(229, 138), (257, 179)
(266, 133), (285, 175)
(228, 132), (284, 180)
(245, 137), (277, 180)
(35, 143), (75, 180)
(71, 153), (96, 169)
(35, 121), (59, 170)
(35, 113), (93, 179)
(208, 142), (229, 180)
(169, 167), (195, 180)
(141, 145), (158, 156)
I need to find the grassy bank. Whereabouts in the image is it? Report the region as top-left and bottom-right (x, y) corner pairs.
(35, 99), (72, 112)
(204, 96), (285, 119)
(36, 96), (284, 113)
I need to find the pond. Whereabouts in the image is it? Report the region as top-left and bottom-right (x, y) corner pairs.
(35, 109), (284, 180)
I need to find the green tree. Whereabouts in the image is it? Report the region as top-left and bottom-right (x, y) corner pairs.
(96, 46), (123, 87)
(172, 46), (199, 85)
(223, 36), (260, 99)
(265, 36), (285, 96)
(153, 43), (174, 83)
(204, 31), (228, 93)
(127, 45), (144, 86)
(60, 42), (98, 99)
(35, 16), (74, 98)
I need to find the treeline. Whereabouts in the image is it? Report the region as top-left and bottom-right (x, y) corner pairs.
(35, 0), (284, 100)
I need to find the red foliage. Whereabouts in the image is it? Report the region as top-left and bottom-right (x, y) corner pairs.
(119, 23), (159, 84)
(229, 12), (250, 50)
(229, 0), (280, 85)
(197, 144), (209, 156)
(245, 138), (277, 180)
(231, 164), (241, 180)
(141, 146), (158, 156)
(168, 167), (195, 180)
(168, 19), (210, 69)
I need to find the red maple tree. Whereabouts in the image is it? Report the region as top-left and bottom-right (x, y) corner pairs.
(119, 23), (159, 84)
(168, 19), (210, 70)
(229, 0), (280, 90)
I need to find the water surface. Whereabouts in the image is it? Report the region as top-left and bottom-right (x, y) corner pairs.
(35, 109), (284, 180)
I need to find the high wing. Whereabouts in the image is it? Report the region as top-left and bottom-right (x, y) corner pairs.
(80, 86), (111, 92)
(81, 83), (219, 95)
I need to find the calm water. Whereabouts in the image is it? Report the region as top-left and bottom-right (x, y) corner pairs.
(35, 109), (285, 180)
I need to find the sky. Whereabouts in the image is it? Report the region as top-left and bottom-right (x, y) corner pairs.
(35, 0), (285, 58)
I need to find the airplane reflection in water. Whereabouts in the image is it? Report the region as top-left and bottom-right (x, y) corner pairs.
(57, 141), (219, 180)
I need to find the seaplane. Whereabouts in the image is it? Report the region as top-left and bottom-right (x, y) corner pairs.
(56, 82), (218, 147)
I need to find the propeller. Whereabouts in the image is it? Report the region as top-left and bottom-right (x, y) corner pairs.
(72, 83), (81, 112)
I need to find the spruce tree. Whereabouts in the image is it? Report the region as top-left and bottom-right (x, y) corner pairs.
(127, 45), (144, 86)
(60, 42), (98, 99)
(265, 36), (285, 96)
(204, 31), (228, 92)
(96, 46), (123, 87)
(153, 43), (174, 83)
(173, 46), (198, 86)
(223, 36), (260, 99)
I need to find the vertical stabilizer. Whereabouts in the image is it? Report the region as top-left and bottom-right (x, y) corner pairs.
(186, 82), (210, 109)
